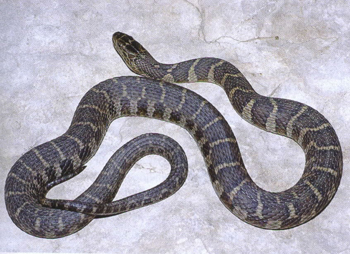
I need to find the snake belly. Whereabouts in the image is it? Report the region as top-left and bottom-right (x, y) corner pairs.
(5, 32), (343, 238)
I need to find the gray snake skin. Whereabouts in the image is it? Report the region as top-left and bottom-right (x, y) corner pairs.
(5, 32), (342, 238)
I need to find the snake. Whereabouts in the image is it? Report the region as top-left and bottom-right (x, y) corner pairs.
(5, 32), (342, 239)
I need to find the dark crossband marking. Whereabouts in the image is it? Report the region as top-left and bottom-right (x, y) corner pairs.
(305, 141), (341, 154)
(297, 123), (331, 146)
(78, 104), (106, 115)
(83, 193), (102, 203)
(7, 173), (27, 186)
(15, 201), (30, 217)
(174, 89), (187, 111)
(208, 60), (225, 84)
(228, 86), (254, 100)
(91, 87), (112, 103)
(305, 180), (322, 202)
(64, 134), (84, 149)
(71, 121), (98, 131)
(286, 106), (308, 138)
(229, 178), (248, 200)
(220, 73), (244, 86)
(33, 148), (50, 168)
(18, 159), (36, 175)
(50, 141), (65, 160)
(313, 166), (338, 177)
(191, 101), (208, 120)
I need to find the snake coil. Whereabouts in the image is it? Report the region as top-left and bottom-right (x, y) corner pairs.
(5, 32), (342, 238)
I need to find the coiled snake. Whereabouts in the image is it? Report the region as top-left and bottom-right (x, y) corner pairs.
(5, 32), (342, 238)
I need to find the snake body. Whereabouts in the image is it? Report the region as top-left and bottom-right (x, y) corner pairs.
(5, 32), (342, 238)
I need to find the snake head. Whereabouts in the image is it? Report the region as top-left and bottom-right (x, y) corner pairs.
(113, 32), (156, 76)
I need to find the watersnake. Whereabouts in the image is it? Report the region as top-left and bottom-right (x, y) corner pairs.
(5, 32), (342, 238)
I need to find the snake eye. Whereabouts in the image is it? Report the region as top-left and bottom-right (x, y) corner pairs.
(125, 44), (139, 55)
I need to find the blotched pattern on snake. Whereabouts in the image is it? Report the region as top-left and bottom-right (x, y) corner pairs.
(5, 32), (342, 238)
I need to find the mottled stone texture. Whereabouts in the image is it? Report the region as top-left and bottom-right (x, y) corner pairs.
(0, 0), (349, 253)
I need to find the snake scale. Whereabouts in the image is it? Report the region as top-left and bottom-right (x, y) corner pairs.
(5, 32), (342, 238)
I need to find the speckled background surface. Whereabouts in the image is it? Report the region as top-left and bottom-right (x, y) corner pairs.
(1, 1), (349, 253)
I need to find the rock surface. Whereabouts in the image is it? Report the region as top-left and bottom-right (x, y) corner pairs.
(1, 1), (349, 253)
